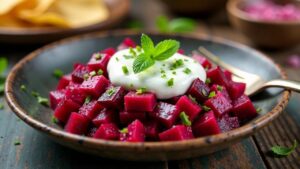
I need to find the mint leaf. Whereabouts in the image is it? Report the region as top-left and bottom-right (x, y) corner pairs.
(169, 18), (197, 33)
(0, 57), (8, 74)
(153, 40), (180, 61)
(141, 34), (155, 54)
(133, 53), (155, 73)
(180, 112), (191, 126)
(155, 16), (169, 33)
(271, 140), (298, 156)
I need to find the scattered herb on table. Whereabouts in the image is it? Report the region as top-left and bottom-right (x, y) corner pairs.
(53, 69), (64, 79)
(0, 103), (4, 110)
(271, 140), (298, 156)
(14, 139), (21, 146)
(32, 91), (49, 107)
(156, 16), (197, 33)
(20, 84), (27, 91)
(0, 57), (8, 94)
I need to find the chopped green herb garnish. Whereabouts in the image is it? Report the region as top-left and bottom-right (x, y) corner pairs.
(93, 53), (102, 60)
(217, 85), (223, 91)
(205, 78), (211, 84)
(167, 78), (174, 87)
(129, 47), (137, 56)
(31, 91), (40, 97)
(208, 91), (216, 98)
(0, 104), (4, 110)
(20, 85), (26, 91)
(124, 55), (134, 59)
(83, 73), (89, 80)
(84, 96), (91, 104)
(170, 59), (184, 70)
(51, 116), (59, 123)
(201, 88), (208, 97)
(180, 112), (191, 126)
(115, 57), (119, 61)
(183, 68), (191, 74)
(107, 88), (116, 96)
(202, 105), (211, 112)
(271, 140), (298, 156)
(120, 128), (128, 134)
(89, 71), (96, 77)
(172, 71), (176, 75)
(122, 65), (129, 75)
(53, 69), (64, 79)
(136, 46), (142, 52)
(37, 96), (49, 107)
(256, 107), (262, 113)
(136, 87), (147, 95)
(129, 83), (134, 88)
(97, 69), (103, 75)
(161, 74), (167, 78)
(14, 140), (21, 146)
(160, 69), (165, 74)
(188, 95), (197, 104)
(162, 64), (166, 67)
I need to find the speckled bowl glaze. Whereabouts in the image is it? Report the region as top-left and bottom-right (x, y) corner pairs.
(5, 31), (290, 161)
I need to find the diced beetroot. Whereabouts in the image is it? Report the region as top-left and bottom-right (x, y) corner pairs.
(57, 74), (71, 90)
(92, 109), (116, 127)
(144, 120), (160, 140)
(232, 95), (258, 121)
(217, 114), (240, 132)
(159, 125), (194, 141)
(79, 75), (109, 98)
(124, 91), (156, 112)
(79, 100), (103, 120)
(65, 87), (86, 105)
(227, 81), (246, 100)
(87, 52), (110, 75)
(224, 70), (232, 80)
(153, 102), (180, 128)
(64, 112), (90, 135)
(176, 95), (202, 122)
(117, 38), (136, 50)
(54, 99), (81, 123)
(86, 127), (98, 137)
(177, 49), (185, 54)
(102, 47), (116, 57)
(120, 120), (145, 142)
(210, 84), (232, 104)
(49, 89), (65, 110)
(187, 78), (210, 102)
(94, 123), (120, 140)
(204, 92), (232, 117)
(71, 64), (89, 83)
(98, 86), (127, 110)
(119, 110), (146, 125)
(192, 53), (212, 69)
(192, 111), (221, 137)
(207, 66), (230, 88)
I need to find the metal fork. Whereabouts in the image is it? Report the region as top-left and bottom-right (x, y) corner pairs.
(197, 47), (300, 96)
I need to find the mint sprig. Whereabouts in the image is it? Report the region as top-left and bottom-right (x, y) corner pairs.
(133, 34), (180, 74)
(271, 140), (298, 156)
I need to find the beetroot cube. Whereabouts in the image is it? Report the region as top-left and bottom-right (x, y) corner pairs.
(177, 49), (185, 54)
(57, 74), (71, 90)
(119, 110), (146, 125)
(124, 91), (156, 112)
(92, 109), (116, 127)
(187, 78), (210, 102)
(144, 120), (160, 140)
(159, 125), (194, 141)
(86, 127), (98, 137)
(224, 70), (232, 80)
(64, 112), (90, 135)
(79, 100), (103, 120)
(80, 75), (109, 98)
(210, 84), (232, 104)
(87, 52), (110, 75)
(166, 95), (181, 104)
(94, 123), (120, 140)
(117, 38), (136, 50)
(54, 99), (81, 123)
(153, 102), (180, 128)
(207, 66), (230, 88)
(176, 95), (202, 122)
(217, 114), (240, 132)
(65, 87), (86, 105)
(98, 86), (127, 109)
(120, 120), (145, 142)
(227, 81), (246, 100)
(192, 53), (212, 69)
(71, 64), (89, 83)
(49, 89), (65, 110)
(192, 111), (221, 137)
(101, 47), (116, 57)
(232, 95), (258, 121)
(204, 92), (232, 117)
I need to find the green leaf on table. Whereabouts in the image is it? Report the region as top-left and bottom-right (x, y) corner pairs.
(169, 18), (197, 33)
(153, 40), (180, 61)
(155, 16), (169, 33)
(141, 34), (155, 54)
(53, 69), (64, 79)
(0, 57), (8, 74)
(126, 20), (144, 30)
(0, 77), (5, 93)
(133, 53), (155, 74)
(271, 140), (298, 156)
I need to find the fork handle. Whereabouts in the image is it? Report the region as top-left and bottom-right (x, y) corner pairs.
(264, 79), (300, 93)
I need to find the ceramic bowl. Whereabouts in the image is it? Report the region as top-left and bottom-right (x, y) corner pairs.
(5, 31), (290, 161)
(0, 0), (130, 44)
(227, 0), (300, 48)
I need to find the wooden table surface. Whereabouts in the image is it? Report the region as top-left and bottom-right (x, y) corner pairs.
(0, 0), (299, 168)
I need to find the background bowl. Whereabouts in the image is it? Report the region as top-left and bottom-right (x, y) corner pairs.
(5, 31), (290, 161)
(227, 0), (300, 48)
(0, 0), (130, 44)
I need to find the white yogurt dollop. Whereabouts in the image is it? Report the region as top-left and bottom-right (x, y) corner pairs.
(107, 48), (206, 99)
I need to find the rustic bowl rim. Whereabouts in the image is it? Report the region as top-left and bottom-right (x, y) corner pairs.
(5, 30), (291, 151)
(227, 0), (300, 25)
